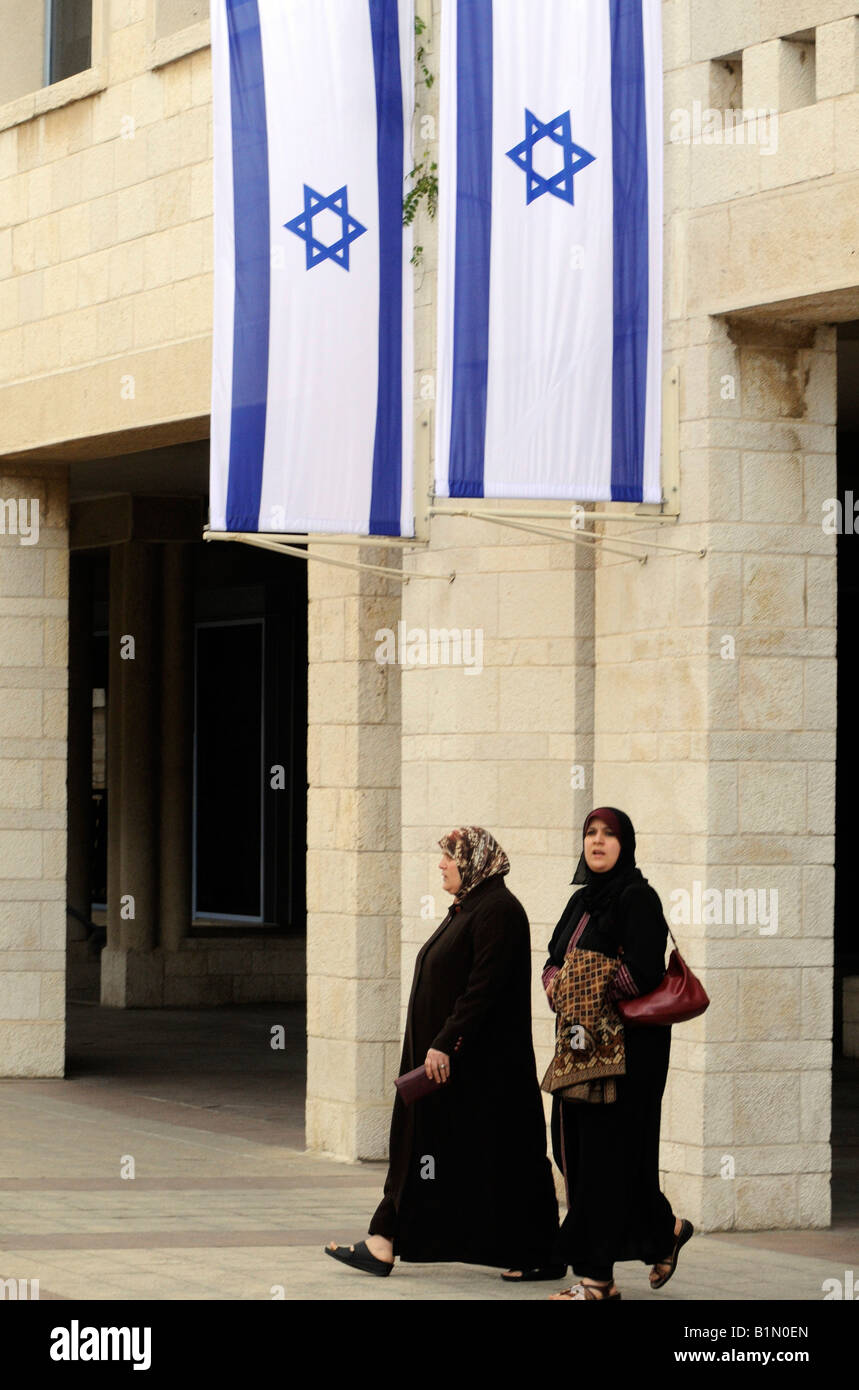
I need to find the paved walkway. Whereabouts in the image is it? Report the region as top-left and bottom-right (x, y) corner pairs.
(0, 1005), (856, 1301)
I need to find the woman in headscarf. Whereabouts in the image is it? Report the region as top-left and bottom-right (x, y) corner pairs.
(542, 808), (693, 1301)
(325, 826), (562, 1278)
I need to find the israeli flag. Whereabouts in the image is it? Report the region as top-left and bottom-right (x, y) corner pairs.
(210, 0), (414, 537)
(435, 0), (663, 503)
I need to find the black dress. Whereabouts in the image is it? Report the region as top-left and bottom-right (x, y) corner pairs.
(369, 874), (560, 1268)
(545, 881), (677, 1281)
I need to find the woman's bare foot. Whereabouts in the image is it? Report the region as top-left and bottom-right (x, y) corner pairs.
(325, 1234), (394, 1265)
(649, 1216), (685, 1286)
(549, 1278), (618, 1300)
(363, 1234), (394, 1264)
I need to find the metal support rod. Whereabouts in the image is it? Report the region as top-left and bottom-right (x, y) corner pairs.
(466, 511), (705, 557)
(444, 510), (648, 561)
(429, 506), (674, 524)
(203, 529), (427, 549)
(203, 531), (454, 583)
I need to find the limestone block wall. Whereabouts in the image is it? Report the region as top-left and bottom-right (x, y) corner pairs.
(647, 0), (846, 1231)
(399, 0), (596, 1095)
(69, 929), (306, 1008)
(595, 318), (836, 1232)
(708, 319), (834, 1232)
(401, 517), (595, 1084)
(0, 463), (68, 1076)
(305, 548), (403, 1162)
(0, 0), (214, 457)
(152, 936), (305, 1007)
(663, 0), (859, 317)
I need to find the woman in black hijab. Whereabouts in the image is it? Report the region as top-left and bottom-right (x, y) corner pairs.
(543, 807), (693, 1300)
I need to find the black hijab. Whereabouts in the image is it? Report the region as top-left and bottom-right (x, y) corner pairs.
(546, 807), (655, 967)
(569, 806), (645, 928)
(569, 811), (642, 917)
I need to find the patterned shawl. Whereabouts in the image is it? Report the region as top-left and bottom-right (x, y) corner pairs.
(438, 826), (510, 902)
(541, 946), (626, 1104)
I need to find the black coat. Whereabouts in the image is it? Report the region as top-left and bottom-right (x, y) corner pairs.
(369, 874), (560, 1267)
(544, 880), (676, 1275)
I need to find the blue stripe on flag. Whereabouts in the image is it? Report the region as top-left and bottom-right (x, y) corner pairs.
(225, 0), (270, 532)
(448, 0), (492, 498)
(368, 0), (405, 536)
(609, 0), (649, 502)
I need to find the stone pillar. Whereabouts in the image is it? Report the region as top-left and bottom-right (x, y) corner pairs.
(401, 513), (594, 1080)
(158, 542), (193, 953)
(703, 318), (834, 1231)
(305, 546), (402, 1161)
(595, 315), (836, 1230)
(101, 539), (162, 1006)
(0, 464), (68, 1076)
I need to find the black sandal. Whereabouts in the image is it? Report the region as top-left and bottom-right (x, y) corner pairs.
(650, 1219), (694, 1289)
(501, 1264), (568, 1282)
(324, 1240), (394, 1277)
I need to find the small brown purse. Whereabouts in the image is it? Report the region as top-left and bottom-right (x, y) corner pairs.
(393, 1065), (443, 1106)
(615, 928), (709, 1026)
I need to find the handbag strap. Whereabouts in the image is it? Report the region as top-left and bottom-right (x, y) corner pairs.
(616, 882), (678, 952)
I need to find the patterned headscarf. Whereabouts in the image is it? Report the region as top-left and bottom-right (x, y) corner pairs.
(438, 826), (510, 902)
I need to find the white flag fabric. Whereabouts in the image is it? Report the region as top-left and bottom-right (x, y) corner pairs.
(210, 0), (414, 537)
(435, 0), (663, 503)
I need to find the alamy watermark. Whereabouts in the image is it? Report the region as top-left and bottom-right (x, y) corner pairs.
(822, 494), (859, 534)
(375, 621), (483, 675)
(669, 102), (778, 153)
(1, 1277), (39, 1299)
(50, 1322), (151, 1370)
(669, 882), (778, 934)
(0, 498), (39, 545)
(821, 1270), (858, 1300)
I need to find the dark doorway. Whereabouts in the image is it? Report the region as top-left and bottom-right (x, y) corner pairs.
(66, 530), (308, 1002)
(192, 539), (307, 931)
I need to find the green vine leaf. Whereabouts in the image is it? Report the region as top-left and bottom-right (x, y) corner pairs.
(405, 17), (437, 239)
(414, 14), (434, 88)
(403, 154), (438, 227)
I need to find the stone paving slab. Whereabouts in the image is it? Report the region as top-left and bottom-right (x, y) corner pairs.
(1, 1080), (856, 1302)
(0, 1006), (855, 1303)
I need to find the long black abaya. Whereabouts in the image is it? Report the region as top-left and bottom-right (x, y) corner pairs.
(369, 874), (560, 1268)
(545, 818), (677, 1281)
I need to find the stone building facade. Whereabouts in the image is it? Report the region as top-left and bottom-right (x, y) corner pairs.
(0, 0), (855, 1231)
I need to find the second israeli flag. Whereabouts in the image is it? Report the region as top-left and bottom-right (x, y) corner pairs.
(435, 0), (663, 504)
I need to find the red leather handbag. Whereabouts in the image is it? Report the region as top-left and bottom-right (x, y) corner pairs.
(615, 929), (709, 1027)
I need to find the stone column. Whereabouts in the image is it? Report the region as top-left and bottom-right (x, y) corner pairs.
(594, 315), (836, 1231)
(101, 539), (162, 1006)
(0, 464), (67, 1076)
(401, 514), (594, 1080)
(158, 542), (193, 953)
(701, 317), (834, 1231)
(305, 546), (402, 1161)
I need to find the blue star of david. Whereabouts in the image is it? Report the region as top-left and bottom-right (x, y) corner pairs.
(284, 184), (367, 270)
(506, 109), (595, 205)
